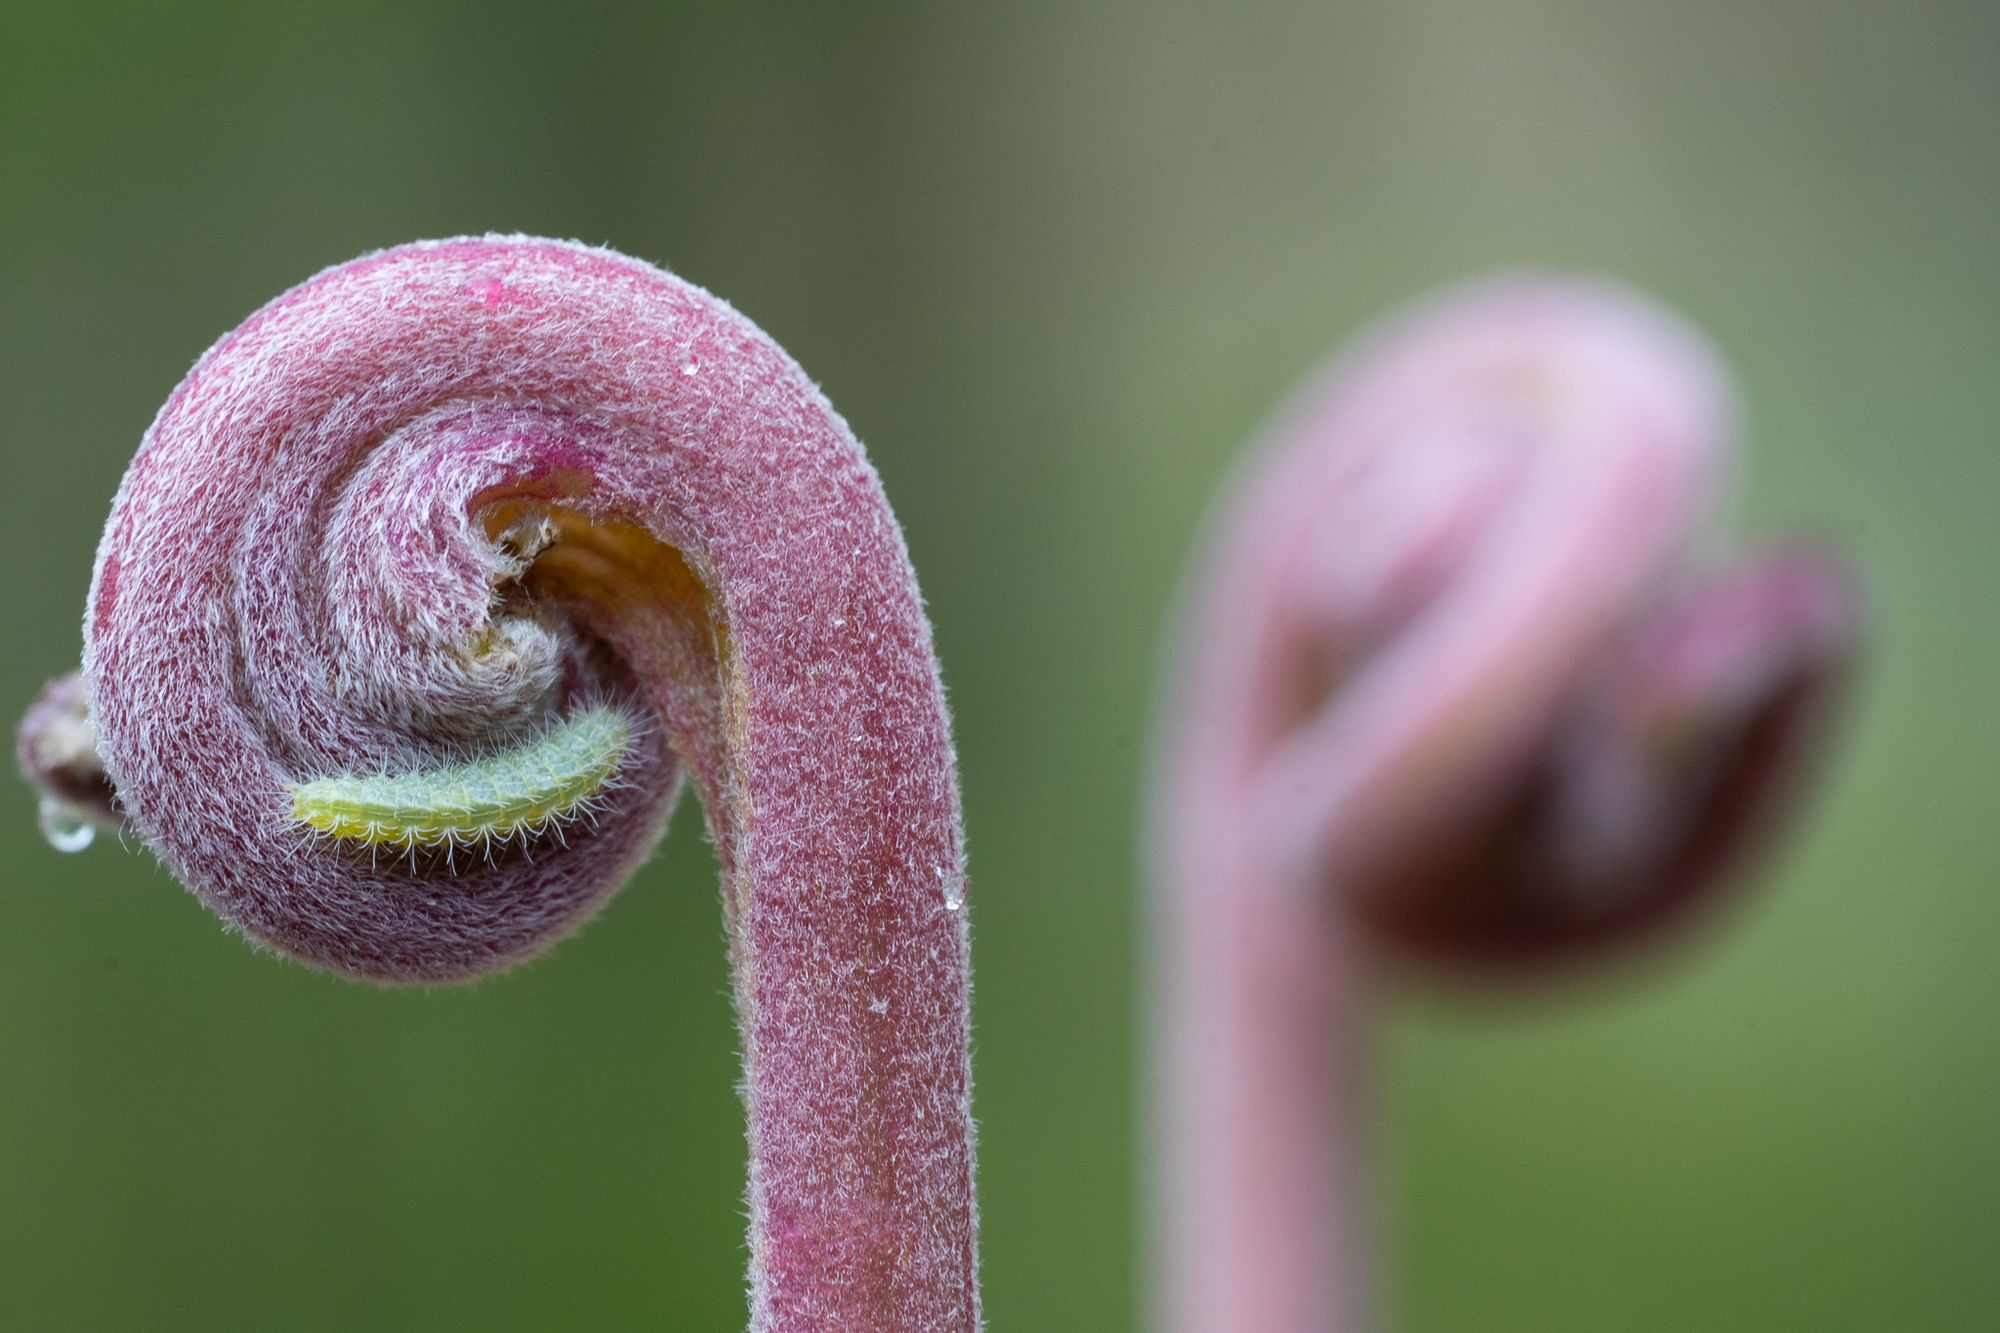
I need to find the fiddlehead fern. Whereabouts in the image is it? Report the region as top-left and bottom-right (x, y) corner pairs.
(1148, 277), (1856, 1331)
(18, 236), (979, 1331)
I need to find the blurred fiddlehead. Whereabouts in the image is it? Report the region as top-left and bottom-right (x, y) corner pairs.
(1147, 278), (1855, 1331)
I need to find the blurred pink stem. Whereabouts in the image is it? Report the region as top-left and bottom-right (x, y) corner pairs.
(1155, 821), (1370, 1330)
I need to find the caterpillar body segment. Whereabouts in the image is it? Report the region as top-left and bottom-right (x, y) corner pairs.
(288, 704), (633, 855)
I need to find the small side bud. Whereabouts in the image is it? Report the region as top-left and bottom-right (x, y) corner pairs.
(15, 673), (122, 850)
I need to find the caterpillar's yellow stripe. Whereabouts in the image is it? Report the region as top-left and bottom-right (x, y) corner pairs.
(288, 704), (632, 851)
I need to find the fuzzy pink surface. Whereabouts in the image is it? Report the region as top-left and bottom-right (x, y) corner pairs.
(72, 237), (978, 1330)
(1147, 278), (1855, 1331)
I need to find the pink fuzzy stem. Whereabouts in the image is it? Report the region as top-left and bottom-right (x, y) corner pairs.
(1148, 279), (1855, 1330)
(24, 237), (978, 1330)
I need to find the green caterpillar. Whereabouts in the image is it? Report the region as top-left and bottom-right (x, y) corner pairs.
(288, 704), (632, 854)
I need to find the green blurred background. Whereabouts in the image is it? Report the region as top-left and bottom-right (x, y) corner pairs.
(2, 2), (1993, 1328)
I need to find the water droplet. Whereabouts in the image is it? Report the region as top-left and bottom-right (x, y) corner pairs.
(938, 864), (964, 912)
(39, 797), (96, 854)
